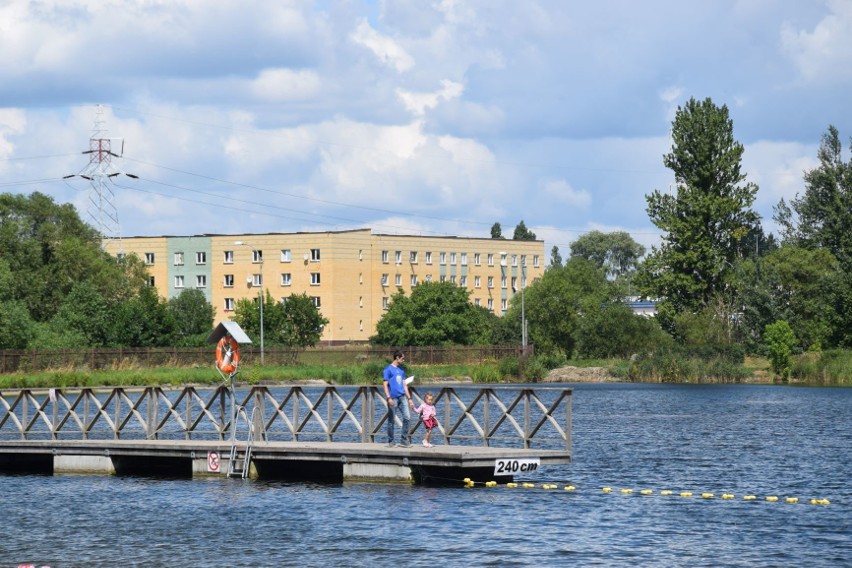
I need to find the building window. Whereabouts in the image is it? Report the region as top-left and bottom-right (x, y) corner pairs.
(381, 273), (389, 286)
(410, 275), (417, 286)
(147, 276), (155, 287)
(487, 298), (494, 311)
(196, 275), (207, 288)
(474, 253), (481, 266)
(425, 274), (433, 283)
(440, 275), (446, 283)
(500, 253), (508, 266)
(359, 250), (363, 261)
(311, 273), (321, 285)
(410, 251), (418, 263)
(196, 252), (207, 265)
(460, 275), (467, 287)
(501, 276), (507, 289)
(474, 298), (481, 307)
(511, 276), (517, 290)
(439, 252), (446, 265)
(461, 253), (467, 266)
(174, 275), (184, 288)
(359, 296), (363, 308)
(382, 297), (389, 310)
(116, 252), (126, 263)
(359, 273), (363, 284)
(450, 252), (457, 265)
(224, 298), (235, 311)
(475, 276), (481, 288)
(534, 255), (540, 267)
(487, 253), (494, 266)
(281, 249), (291, 262)
(310, 249), (321, 262)
(395, 251), (402, 264)
(144, 252), (155, 265)
(450, 275), (456, 284)
(382, 250), (389, 263)
(224, 274), (234, 287)
(252, 250), (263, 263)
(521, 255), (527, 266)
(425, 252), (432, 264)
(252, 274), (263, 287)
(501, 299), (508, 311)
(173, 252), (184, 266)
(512, 255), (518, 267)
(395, 274), (402, 286)
(311, 296), (321, 308)
(224, 250), (234, 264)
(487, 276), (494, 288)
(281, 273), (292, 286)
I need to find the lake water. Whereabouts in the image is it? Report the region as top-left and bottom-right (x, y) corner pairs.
(2, 383), (850, 567)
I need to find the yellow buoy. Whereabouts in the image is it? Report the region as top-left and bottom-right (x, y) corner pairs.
(602, 487), (612, 493)
(785, 497), (798, 504)
(660, 490), (673, 496)
(702, 493), (714, 499)
(620, 488), (633, 494)
(743, 495), (757, 501)
(766, 496), (779, 502)
(564, 485), (576, 491)
(640, 489), (653, 495)
(680, 492), (693, 497)
(810, 498), (830, 505)
(721, 494), (735, 500)
(522, 483), (536, 488)
(507, 482), (518, 488)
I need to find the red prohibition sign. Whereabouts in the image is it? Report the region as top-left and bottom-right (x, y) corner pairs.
(208, 451), (221, 473)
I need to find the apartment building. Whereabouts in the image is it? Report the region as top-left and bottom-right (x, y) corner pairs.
(104, 229), (545, 344)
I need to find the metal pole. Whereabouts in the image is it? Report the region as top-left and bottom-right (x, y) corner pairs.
(259, 255), (265, 365)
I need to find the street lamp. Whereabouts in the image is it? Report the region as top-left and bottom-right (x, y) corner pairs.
(234, 240), (264, 364)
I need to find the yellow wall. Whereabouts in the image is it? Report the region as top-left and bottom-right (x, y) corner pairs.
(109, 229), (545, 344)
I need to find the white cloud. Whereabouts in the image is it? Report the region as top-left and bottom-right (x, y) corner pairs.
(541, 179), (592, 208)
(0, 108), (26, 161)
(351, 19), (415, 73)
(396, 79), (464, 116)
(250, 68), (321, 102)
(781, 0), (852, 82)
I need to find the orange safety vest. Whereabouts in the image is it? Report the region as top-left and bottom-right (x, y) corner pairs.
(216, 336), (240, 373)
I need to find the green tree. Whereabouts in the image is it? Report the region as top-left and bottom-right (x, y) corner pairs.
(518, 258), (610, 357)
(570, 230), (645, 280)
(279, 293), (329, 354)
(373, 281), (496, 346)
(764, 320), (797, 380)
(637, 97), (759, 321)
(50, 282), (116, 347)
(774, 126), (852, 271)
(490, 222), (504, 239)
(0, 300), (35, 349)
(168, 289), (215, 345)
(111, 285), (176, 347)
(574, 302), (671, 359)
(512, 220), (537, 241)
(549, 245), (562, 268)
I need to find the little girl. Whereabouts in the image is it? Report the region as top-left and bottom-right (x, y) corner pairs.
(412, 392), (438, 447)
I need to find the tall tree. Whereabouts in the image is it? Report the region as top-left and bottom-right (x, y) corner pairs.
(637, 97), (759, 319)
(774, 126), (852, 272)
(512, 220), (537, 241)
(168, 289), (215, 345)
(549, 245), (562, 268)
(570, 230), (645, 280)
(490, 222), (504, 239)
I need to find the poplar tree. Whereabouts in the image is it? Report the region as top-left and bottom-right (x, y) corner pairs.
(637, 97), (759, 320)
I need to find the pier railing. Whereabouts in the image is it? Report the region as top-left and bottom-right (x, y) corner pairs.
(0, 385), (572, 450)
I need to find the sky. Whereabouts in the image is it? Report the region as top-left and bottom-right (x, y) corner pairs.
(1, 0), (851, 258)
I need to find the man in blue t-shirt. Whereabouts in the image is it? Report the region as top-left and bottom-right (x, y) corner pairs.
(383, 350), (413, 447)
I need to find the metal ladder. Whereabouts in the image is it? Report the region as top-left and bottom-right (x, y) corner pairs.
(224, 371), (255, 479)
(227, 405), (255, 478)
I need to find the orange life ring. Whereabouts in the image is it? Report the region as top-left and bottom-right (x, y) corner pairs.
(216, 335), (240, 373)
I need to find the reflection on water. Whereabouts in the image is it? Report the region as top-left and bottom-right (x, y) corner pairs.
(2, 383), (850, 567)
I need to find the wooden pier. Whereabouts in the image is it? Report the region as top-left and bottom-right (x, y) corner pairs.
(0, 384), (572, 484)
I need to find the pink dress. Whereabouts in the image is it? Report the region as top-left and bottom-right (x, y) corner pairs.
(414, 402), (438, 429)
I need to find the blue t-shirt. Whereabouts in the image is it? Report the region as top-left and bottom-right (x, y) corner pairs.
(383, 364), (406, 398)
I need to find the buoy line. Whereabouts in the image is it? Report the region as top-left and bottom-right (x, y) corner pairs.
(459, 479), (831, 505)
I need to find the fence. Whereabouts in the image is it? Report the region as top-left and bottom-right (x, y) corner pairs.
(0, 384), (571, 450)
(0, 344), (532, 373)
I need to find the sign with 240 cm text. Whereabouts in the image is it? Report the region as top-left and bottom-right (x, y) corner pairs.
(494, 458), (540, 476)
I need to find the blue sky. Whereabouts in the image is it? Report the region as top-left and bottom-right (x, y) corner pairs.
(1, 0), (851, 257)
